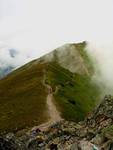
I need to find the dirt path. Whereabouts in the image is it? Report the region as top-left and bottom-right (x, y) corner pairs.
(31, 74), (62, 131)
(46, 86), (61, 122)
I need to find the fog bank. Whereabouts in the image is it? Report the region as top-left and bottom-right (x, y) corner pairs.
(86, 42), (113, 94)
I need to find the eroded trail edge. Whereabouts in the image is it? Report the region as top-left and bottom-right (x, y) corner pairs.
(46, 85), (61, 122)
(32, 73), (62, 131)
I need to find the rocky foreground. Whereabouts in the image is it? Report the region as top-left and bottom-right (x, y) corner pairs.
(1, 95), (113, 150)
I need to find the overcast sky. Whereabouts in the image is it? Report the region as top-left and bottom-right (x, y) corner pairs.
(0, 0), (113, 58)
(0, 0), (113, 90)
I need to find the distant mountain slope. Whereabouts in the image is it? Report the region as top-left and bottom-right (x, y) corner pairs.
(0, 49), (18, 79)
(0, 48), (28, 79)
(0, 66), (14, 79)
(0, 42), (100, 133)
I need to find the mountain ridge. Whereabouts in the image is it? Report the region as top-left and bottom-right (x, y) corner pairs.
(0, 41), (100, 134)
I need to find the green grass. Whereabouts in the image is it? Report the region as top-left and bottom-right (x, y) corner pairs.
(0, 60), (100, 134)
(0, 62), (48, 134)
(46, 62), (100, 121)
(0, 42), (101, 133)
(102, 125), (113, 138)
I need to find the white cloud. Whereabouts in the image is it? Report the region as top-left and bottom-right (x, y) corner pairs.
(0, 0), (113, 91)
(0, 0), (113, 54)
(86, 42), (113, 94)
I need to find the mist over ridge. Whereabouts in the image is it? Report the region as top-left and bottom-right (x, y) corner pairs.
(0, 40), (113, 96)
(86, 42), (113, 94)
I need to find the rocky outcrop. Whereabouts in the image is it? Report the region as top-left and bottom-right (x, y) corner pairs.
(1, 95), (113, 149)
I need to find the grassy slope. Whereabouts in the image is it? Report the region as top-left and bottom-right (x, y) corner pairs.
(0, 42), (101, 133)
(0, 62), (48, 134)
(45, 42), (100, 121)
(46, 62), (100, 121)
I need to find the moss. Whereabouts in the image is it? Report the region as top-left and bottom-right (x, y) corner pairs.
(102, 125), (113, 138)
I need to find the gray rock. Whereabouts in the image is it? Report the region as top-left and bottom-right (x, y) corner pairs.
(91, 134), (104, 145)
(70, 143), (79, 150)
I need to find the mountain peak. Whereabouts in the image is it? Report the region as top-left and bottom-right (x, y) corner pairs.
(38, 41), (92, 75)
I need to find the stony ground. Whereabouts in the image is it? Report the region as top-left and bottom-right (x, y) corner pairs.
(1, 95), (113, 150)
